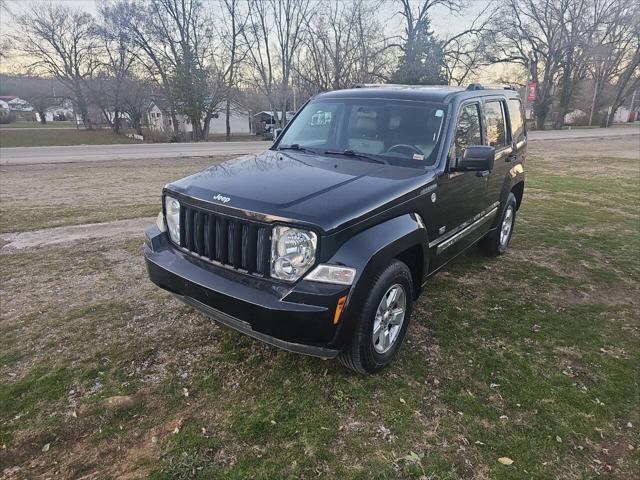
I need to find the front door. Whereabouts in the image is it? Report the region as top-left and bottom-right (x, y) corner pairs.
(431, 100), (490, 268)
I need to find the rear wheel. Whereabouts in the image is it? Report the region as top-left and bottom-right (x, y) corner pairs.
(481, 192), (517, 256)
(339, 260), (413, 374)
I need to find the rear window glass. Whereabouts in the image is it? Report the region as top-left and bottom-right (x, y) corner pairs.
(507, 98), (525, 143)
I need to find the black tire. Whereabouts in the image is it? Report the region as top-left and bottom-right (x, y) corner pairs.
(481, 192), (517, 257)
(339, 260), (413, 374)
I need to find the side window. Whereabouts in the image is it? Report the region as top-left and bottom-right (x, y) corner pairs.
(484, 101), (507, 148)
(453, 103), (482, 159)
(507, 98), (525, 144)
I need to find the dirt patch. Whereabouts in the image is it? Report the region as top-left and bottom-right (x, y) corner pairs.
(0, 217), (154, 250)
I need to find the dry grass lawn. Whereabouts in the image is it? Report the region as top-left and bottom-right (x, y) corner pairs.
(1, 135), (638, 479)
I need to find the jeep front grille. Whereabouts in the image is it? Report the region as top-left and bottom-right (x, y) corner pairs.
(179, 203), (271, 277)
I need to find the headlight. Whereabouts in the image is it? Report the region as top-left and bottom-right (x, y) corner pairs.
(271, 226), (317, 281)
(156, 211), (166, 232)
(164, 195), (181, 244)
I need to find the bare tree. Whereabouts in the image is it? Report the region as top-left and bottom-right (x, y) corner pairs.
(243, 0), (312, 127)
(217, 0), (249, 140)
(294, 0), (394, 95)
(488, 0), (568, 129)
(14, 4), (99, 128)
(441, 8), (497, 85)
(90, 2), (141, 133)
(120, 76), (153, 135)
(108, 0), (226, 140)
(584, 0), (640, 126)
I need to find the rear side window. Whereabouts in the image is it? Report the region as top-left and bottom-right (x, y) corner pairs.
(507, 98), (525, 143)
(484, 101), (507, 148)
(453, 103), (482, 159)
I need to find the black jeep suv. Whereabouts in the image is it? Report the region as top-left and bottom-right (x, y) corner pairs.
(145, 84), (526, 373)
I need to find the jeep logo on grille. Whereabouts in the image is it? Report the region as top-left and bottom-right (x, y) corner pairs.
(212, 194), (231, 204)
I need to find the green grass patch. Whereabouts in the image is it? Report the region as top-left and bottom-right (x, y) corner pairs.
(0, 121), (76, 129)
(0, 203), (157, 233)
(0, 128), (141, 147)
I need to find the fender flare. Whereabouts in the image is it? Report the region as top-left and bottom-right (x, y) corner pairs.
(324, 213), (428, 347)
(496, 166), (525, 225)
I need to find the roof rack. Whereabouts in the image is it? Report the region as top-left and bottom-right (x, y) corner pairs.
(466, 83), (516, 91)
(351, 83), (459, 89)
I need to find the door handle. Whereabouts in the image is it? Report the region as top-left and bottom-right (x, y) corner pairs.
(476, 170), (490, 177)
(505, 154), (517, 162)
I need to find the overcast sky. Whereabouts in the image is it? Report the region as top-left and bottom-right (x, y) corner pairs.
(1, 0), (499, 77)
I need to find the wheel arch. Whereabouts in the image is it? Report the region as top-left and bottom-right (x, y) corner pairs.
(511, 180), (524, 210)
(324, 213), (428, 348)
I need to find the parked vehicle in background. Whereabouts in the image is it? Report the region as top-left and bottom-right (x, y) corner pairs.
(145, 84), (527, 373)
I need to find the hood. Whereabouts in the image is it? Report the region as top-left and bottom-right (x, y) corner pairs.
(167, 149), (435, 233)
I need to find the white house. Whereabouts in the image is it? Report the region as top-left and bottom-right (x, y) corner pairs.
(147, 99), (252, 136)
(0, 96), (33, 112)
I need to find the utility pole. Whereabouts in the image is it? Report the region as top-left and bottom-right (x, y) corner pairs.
(589, 77), (598, 127)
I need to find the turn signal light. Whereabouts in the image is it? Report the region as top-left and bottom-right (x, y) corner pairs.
(333, 296), (347, 325)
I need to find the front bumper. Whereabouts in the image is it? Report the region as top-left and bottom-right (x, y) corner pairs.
(144, 226), (349, 358)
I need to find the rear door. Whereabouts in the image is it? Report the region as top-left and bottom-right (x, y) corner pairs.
(483, 98), (511, 206)
(506, 96), (527, 164)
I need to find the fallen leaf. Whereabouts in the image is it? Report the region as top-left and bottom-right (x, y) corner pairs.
(498, 457), (514, 465)
(182, 388), (189, 397)
(556, 436), (562, 443)
(173, 427), (180, 434)
(399, 398), (406, 404)
(41, 443), (50, 453)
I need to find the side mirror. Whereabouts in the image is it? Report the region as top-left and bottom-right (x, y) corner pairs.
(456, 145), (495, 171)
(273, 128), (283, 140)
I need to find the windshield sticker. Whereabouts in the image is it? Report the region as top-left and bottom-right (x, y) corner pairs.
(413, 153), (425, 161)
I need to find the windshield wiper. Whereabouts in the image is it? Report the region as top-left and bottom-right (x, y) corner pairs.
(324, 149), (387, 165)
(278, 143), (313, 153)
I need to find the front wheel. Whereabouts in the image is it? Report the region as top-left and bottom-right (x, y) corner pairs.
(481, 192), (517, 256)
(339, 260), (413, 374)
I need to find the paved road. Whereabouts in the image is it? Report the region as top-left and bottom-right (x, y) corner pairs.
(1, 126), (638, 165)
(0, 140), (271, 165)
(527, 126), (639, 141)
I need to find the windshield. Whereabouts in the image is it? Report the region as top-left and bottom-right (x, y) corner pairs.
(277, 98), (446, 166)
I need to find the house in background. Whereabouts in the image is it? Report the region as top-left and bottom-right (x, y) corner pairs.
(147, 98), (252, 137)
(0, 96), (33, 121)
(251, 111), (296, 135)
(33, 99), (75, 123)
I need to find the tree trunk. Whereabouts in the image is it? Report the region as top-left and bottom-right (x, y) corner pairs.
(170, 111), (180, 137)
(225, 98), (232, 141)
(113, 110), (120, 135)
(203, 114), (212, 141)
(554, 69), (573, 130)
(38, 110), (46, 124)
